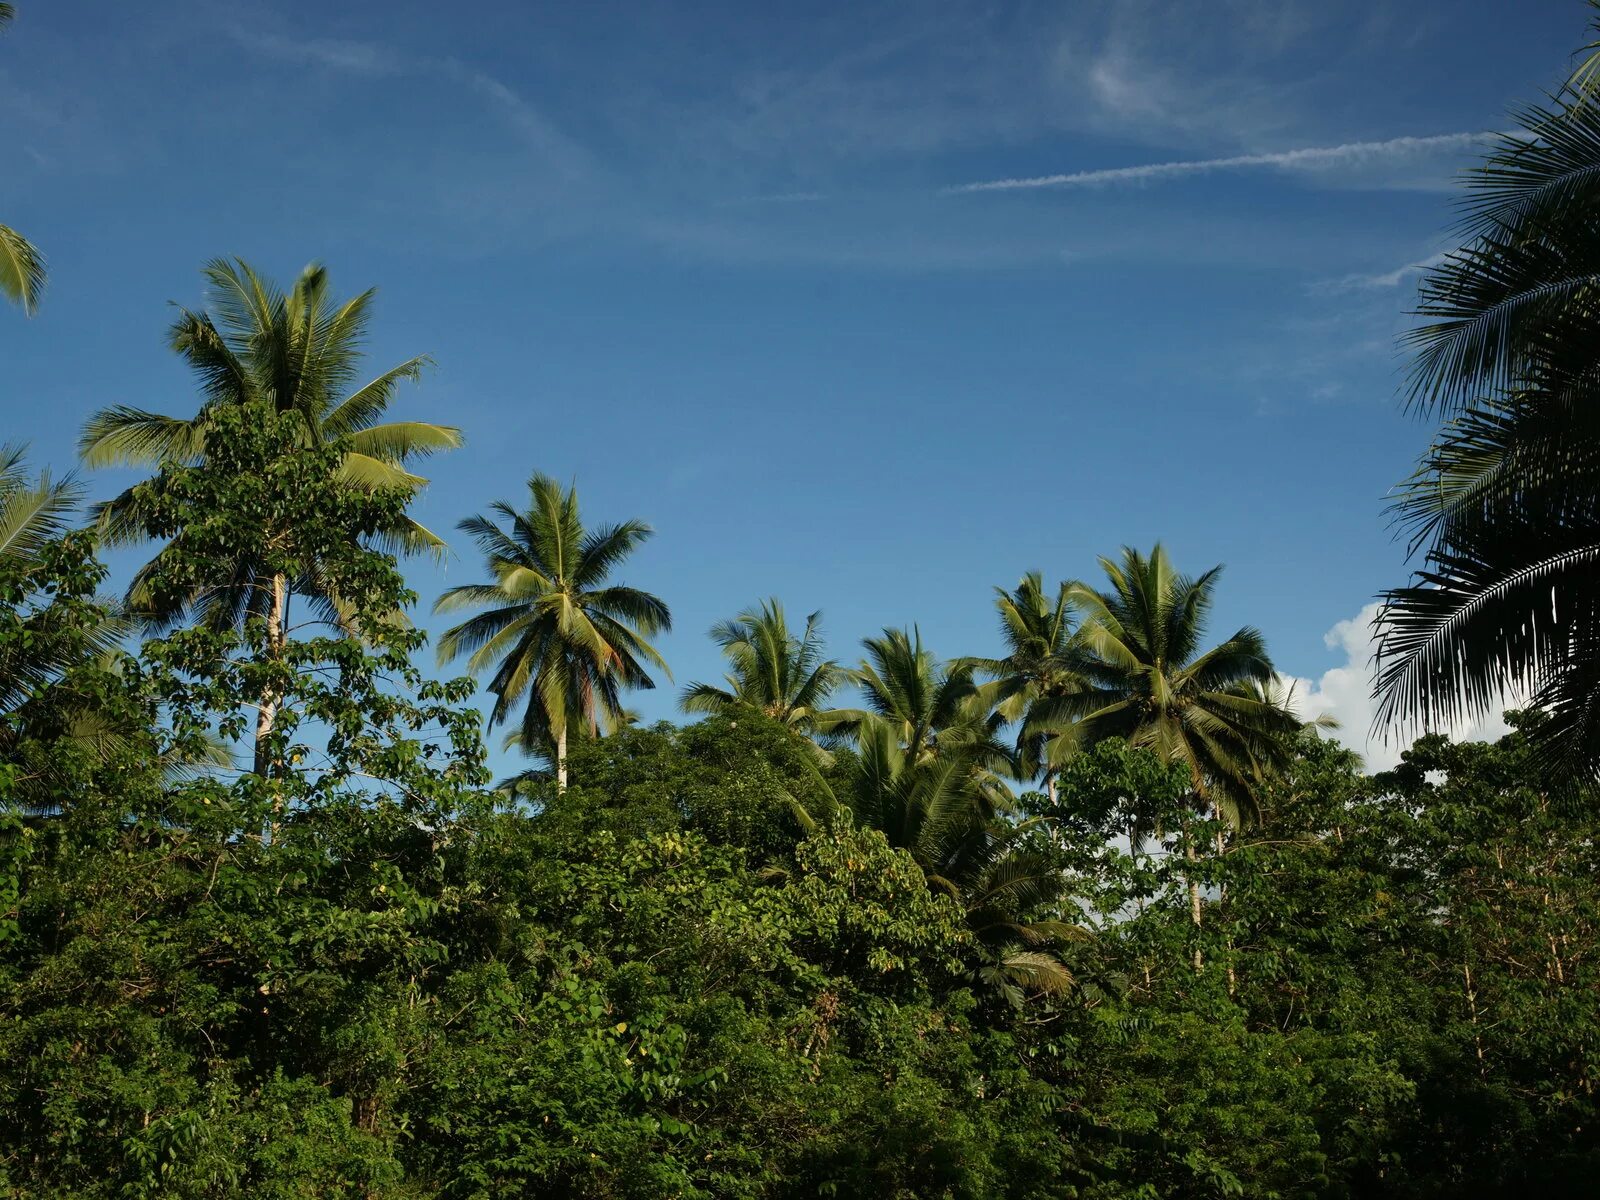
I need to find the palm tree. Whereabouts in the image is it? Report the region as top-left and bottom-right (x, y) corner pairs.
(0, 5), (45, 316)
(791, 714), (1080, 1005)
(1045, 546), (1298, 827)
(78, 259), (460, 775)
(81, 259), (460, 626)
(1374, 31), (1600, 780)
(435, 473), (671, 791)
(1032, 546), (1301, 953)
(680, 598), (841, 732)
(963, 573), (1091, 806)
(837, 627), (1010, 767)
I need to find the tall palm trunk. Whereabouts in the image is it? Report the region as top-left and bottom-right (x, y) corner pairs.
(1185, 833), (1205, 971)
(253, 572), (287, 778)
(1185, 769), (1207, 971)
(556, 726), (568, 793)
(1213, 807), (1238, 993)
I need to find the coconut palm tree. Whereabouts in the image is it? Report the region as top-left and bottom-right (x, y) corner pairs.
(680, 598), (841, 733)
(0, 6), (45, 316)
(435, 473), (671, 791)
(963, 573), (1091, 805)
(1039, 546), (1299, 828)
(837, 626), (1011, 768)
(79, 260), (458, 777)
(1029, 546), (1301, 958)
(1374, 34), (1600, 780)
(80, 259), (461, 643)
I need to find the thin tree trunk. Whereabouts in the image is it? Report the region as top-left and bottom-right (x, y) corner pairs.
(556, 726), (568, 793)
(1185, 837), (1204, 971)
(1215, 812), (1237, 994)
(255, 573), (287, 847)
(1183, 782), (1206, 972)
(253, 572), (287, 778)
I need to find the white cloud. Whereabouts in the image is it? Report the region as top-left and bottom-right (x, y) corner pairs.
(945, 131), (1482, 193)
(1281, 602), (1512, 772)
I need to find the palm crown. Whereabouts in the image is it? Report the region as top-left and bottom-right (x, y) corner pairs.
(435, 473), (671, 789)
(79, 258), (461, 631)
(964, 573), (1091, 797)
(681, 598), (841, 731)
(1375, 59), (1600, 780)
(841, 627), (1008, 761)
(1036, 545), (1300, 829)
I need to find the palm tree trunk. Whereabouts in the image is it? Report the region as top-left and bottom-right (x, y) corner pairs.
(556, 726), (568, 793)
(1044, 768), (1061, 846)
(1214, 808), (1237, 994)
(1185, 836), (1204, 971)
(253, 572), (287, 778)
(1183, 779), (1206, 972)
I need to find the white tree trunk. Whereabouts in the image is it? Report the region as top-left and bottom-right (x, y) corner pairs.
(253, 573), (287, 779)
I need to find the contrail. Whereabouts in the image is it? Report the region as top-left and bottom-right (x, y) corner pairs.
(945, 132), (1484, 194)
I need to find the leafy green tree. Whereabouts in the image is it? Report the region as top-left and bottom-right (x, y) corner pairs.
(0, 402), (488, 1197)
(680, 597), (842, 733)
(435, 472), (671, 791)
(0, 446), (234, 814)
(0, 8), (45, 317)
(0, 449), (162, 801)
(794, 715), (1079, 1004)
(1375, 11), (1600, 781)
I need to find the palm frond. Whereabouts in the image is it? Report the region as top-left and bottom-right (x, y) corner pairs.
(0, 223), (45, 315)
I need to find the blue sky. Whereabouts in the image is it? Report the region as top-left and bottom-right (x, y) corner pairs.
(3, 0), (1587, 769)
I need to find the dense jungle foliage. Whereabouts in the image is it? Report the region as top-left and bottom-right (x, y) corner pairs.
(0, 405), (1595, 1198)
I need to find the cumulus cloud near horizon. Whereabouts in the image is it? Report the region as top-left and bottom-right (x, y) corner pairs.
(1281, 602), (1512, 772)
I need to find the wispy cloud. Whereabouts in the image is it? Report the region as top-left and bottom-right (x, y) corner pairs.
(945, 131), (1482, 193)
(436, 58), (590, 175)
(227, 22), (589, 176)
(1320, 249), (1454, 291)
(717, 191), (831, 207)
(234, 29), (404, 75)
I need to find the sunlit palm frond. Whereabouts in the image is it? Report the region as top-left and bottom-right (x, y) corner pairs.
(0, 223), (45, 315)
